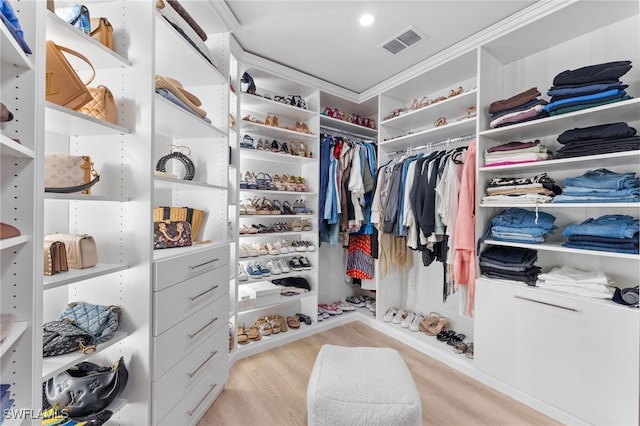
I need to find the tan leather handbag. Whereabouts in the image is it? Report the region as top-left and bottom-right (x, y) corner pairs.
(45, 40), (95, 111)
(45, 233), (98, 269)
(90, 17), (113, 50)
(79, 85), (117, 124)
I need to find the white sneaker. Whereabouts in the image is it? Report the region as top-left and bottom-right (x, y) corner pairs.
(266, 260), (281, 275)
(277, 239), (290, 254)
(383, 307), (398, 322)
(401, 312), (416, 328)
(392, 309), (408, 324)
(266, 242), (280, 256)
(409, 313), (424, 332)
(334, 300), (355, 311)
(237, 263), (248, 282)
(277, 259), (290, 273)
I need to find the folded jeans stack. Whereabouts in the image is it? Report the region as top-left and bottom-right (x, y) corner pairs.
(553, 168), (639, 203)
(562, 214), (639, 254)
(488, 207), (556, 244)
(482, 172), (561, 204)
(544, 60), (633, 117)
(554, 121), (639, 159)
(479, 245), (540, 286)
(484, 140), (552, 167)
(536, 265), (614, 299)
(488, 87), (548, 128)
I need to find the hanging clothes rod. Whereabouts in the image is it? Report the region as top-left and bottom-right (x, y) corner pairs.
(320, 125), (375, 141)
(385, 133), (475, 156)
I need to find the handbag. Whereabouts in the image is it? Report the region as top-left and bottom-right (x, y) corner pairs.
(78, 85), (117, 124)
(45, 357), (128, 418)
(42, 319), (95, 357)
(45, 40), (95, 111)
(43, 240), (69, 276)
(153, 206), (205, 242)
(0, 222), (20, 239)
(44, 233), (98, 269)
(58, 302), (120, 343)
(56, 4), (91, 35)
(44, 154), (100, 194)
(90, 17), (113, 49)
(153, 220), (192, 249)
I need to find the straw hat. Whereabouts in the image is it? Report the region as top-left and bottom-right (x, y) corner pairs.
(155, 75), (207, 117)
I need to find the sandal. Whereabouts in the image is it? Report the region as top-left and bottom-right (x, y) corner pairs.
(453, 341), (468, 354)
(237, 324), (249, 345)
(448, 86), (464, 98)
(419, 312), (440, 332)
(434, 117), (447, 127)
(269, 317), (281, 334)
(282, 200), (294, 215)
(256, 318), (272, 336)
(464, 342), (474, 359)
(273, 174), (287, 191)
(242, 114), (263, 124)
(426, 317), (448, 336)
(247, 324), (261, 340)
(296, 313), (311, 325)
(419, 96), (431, 108)
(244, 171), (257, 189)
(287, 315), (300, 329)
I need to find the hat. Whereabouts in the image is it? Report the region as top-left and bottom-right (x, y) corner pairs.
(155, 75), (207, 117)
(612, 286), (639, 307)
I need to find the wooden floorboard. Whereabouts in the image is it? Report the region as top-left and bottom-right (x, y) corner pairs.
(198, 321), (561, 426)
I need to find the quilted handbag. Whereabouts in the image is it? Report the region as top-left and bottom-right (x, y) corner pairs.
(45, 233), (98, 269)
(44, 154), (100, 194)
(153, 206), (205, 242)
(58, 302), (120, 343)
(56, 4), (91, 35)
(90, 17), (113, 49)
(45, 357), (128, 418)
(153, 220), (192, 249)
(42, 320), (95, 357)
(78, 85), (117, 124)
(45, 40), (95, 110)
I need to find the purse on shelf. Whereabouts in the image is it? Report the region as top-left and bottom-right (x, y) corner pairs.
(45, 40), (95, 111)
(43, 240), (69, 276)
(56, 4), (91, 35)
(45, 357), (128, 418)
(58, 302), (120, 344)
(44, 154), (100, 194)
(44, 233), (98, 269)
(153, 221), (192, 250)
(90, 17), (113, 49)
(153, 206), (205, 242)
(0, 222), (20, 239)
(78, 85), (117, 124)
(42, 319), (95, 357)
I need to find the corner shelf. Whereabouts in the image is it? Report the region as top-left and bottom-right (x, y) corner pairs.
(45, 102), (130, 137)
(319, 115), (378, 139)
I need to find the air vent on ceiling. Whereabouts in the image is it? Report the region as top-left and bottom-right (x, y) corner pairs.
(381, 26), (427, 55)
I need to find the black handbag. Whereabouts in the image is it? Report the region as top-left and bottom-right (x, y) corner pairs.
(45, 357), (128, 418)
(42, 320), (95, 357)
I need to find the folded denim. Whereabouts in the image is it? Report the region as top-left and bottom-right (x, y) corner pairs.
(155, 88), (211, 123)
(564, 239), (638, 251)
(488, 87), (541, 114)
(552, 60), (632, 86)
(562, 215), (639, 239)
(567, 234), (638, 244)
(491, 233), (545, 244)
(562, 241), (639, 254)
(557, 122), (636, 144)
(480, 245), (538, 264)
(491, 207), (556, 230)
(561, 187), (639, 197)
(547, 82), (626, 98)
(543, 89), (626, 112)
(492, 225), (554, 237)
(549, 95), (632, 116)
(552, 195), (640, 203)
(563, 169), (638, 189)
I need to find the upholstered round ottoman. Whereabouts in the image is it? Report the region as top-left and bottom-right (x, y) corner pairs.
(306, 344), (422, 426)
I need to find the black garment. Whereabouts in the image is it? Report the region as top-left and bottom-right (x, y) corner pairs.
(557, 122), (636, 144)
(552, 60), (632, 86)
(419, 153), (443, 237)
(555, 136), (640, 158)
(550, 84), (628, 101)
(382, 163), (404, 234)
(481, 266), (541, 286)
(409, 156), (430, 248)
(480, 245), (538, 264)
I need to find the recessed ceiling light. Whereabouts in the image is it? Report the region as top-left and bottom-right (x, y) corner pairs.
(359, 14), (374, 26)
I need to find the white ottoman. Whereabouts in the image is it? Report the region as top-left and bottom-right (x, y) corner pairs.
(307, 344), (422, 426)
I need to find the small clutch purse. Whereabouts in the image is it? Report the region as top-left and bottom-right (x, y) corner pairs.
(90, 17), (113, 49)
(153, 221), (192, 249)
(44, 241), (69, 276)
(44, 233), (98, 269)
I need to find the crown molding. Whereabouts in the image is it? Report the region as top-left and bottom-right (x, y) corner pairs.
(208, 0), (240, 33)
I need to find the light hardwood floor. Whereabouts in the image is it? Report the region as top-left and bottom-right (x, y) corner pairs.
(198, 321), (561, 426)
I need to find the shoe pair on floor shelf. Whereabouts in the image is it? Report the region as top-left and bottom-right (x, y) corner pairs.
(321, 107), (376, 130)
(239, 219), (312, 235)
(237, 313), (306, 344)
(239, 240), (315, 258)
(344, 295), (376, 312)
(383, 309), (474, 359)
(241, 135), (313, 157)
(242, 256), (312, 278)
(382, 86), (467, 121)
(240, 198), (313, 215)
(240, 172), (310, 192)
(242, 114), (314, 135)
(317, 299), (363, 317)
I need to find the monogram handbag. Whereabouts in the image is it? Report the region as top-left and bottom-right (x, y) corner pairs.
(78, 85), (117, 124)
(56, 4), (91, 35)
(44, 233), (98, 269)
(153, 206), (205, 242)
(43, 240), (69, 276)
(42, 319), (95, 357)
(90, 17), (113, 49)
(153, 221), (192, 249)
(44, 154), (100, 194)
(45, 40), (95, 111)
(45, 357), (128, 418)
(58, 302), (120, 343)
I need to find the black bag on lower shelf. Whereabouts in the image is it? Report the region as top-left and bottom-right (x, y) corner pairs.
(271, 276), (310, 290)
(42, 320), (95, 357)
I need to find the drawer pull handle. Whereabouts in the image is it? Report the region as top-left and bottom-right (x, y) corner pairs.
(189, 258), (218, 270)
(188, 317), (218, 339)
(187, 350), (218, 378)
(186, 383), (217, 416)
(189, 285), (219, 301)
(514, 295), (578, 312)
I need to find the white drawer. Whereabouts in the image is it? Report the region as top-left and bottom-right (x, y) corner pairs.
(157, 358), (228, 426)
(154, 245), (229, 291)
(153, 324), (228, 421)
(153, 295), (227, 380)
(154, 266), (228, 336)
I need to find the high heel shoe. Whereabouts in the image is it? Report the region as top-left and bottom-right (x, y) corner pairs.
(426, 317), (448, 336)
(271, 115), (279, 127)
(265, 114), (272, 126)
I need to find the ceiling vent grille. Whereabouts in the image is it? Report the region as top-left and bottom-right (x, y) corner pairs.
(381, 26), (426, 55)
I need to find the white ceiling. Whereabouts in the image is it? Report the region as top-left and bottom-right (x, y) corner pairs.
(225, 1), (538, 94)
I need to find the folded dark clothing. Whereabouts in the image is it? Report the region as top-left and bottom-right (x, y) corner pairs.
(549, 84), (629, 103)
(562, 241), (639, 254)
(567, 234), (639, 244)
(552, 60), (632, 86)
(490, 99), (548, 119)
(479, 258), (537, 272)
(481, 266), (541, 286)
(557, 135), (640, 148)
(547, 82), (626, 98)
(545, 91), (627, 113)
(548, 80), (621, 90)
(495, 111), (547, 128)
(488, 87), (541, 114)
(548, 95), (632, 116)
(487, 140), (540, 153)
(555, 136), (640, 154)
(565, 240), (638, 251)
(558, 122), (636, 144)
(480, 245), (538, 264)
(555, 143), (640, 159)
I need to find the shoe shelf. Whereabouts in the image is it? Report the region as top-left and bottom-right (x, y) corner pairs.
(42, 330), (128, 381)
(241, 93), (316, 121)
(0, 18), (32, 68)
(0, 321), (28, 358)
(0, 133), (35, 158)
(240, 120), (317, 141)
(478, 150), (640, 173)
(319, 115), (378, 139)
(154, 175), (227, 191)
(239, 147), (315, 163)
(483, 239), (640, 260)
(154, 95), (227, 139)
(237, 289), (316, 315)
(45, 102), (131, 137)
(44, 193), (132, 202)
(379, 117), (476, 151)
(240, 189), (317, 197)
(239, 213), (314, 219)
(42, 263), (129, 291)
(479, 202), (640, 209)
(238, 231), (313, 239)
(0, 234), (29, 251)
